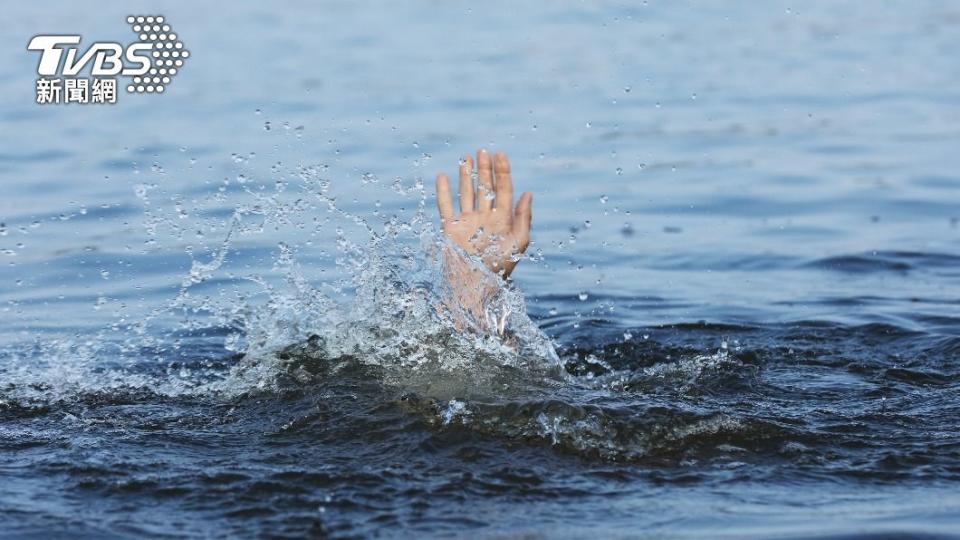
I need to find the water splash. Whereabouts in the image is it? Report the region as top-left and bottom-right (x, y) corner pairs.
(0, 156), (559, 405)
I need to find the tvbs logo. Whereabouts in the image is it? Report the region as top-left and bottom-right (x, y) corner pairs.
(27, 15), (189, 105)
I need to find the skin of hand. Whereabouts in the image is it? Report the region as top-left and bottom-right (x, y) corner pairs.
(435, 149), (533, 279)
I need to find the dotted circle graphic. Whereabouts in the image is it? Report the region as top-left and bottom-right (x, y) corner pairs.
(126, 15), (188, 94)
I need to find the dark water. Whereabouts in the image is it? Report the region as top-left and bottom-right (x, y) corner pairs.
(2, 1), (960, 538)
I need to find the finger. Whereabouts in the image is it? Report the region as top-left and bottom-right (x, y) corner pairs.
(512, 192), (533, 249)
(476, 148), (494, 213)
(494, 151), (513, 215)
(436, 173), (455, 225)
(459, 155), (474, 213)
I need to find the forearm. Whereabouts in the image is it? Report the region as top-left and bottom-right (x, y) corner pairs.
(440, 245), (503, 333)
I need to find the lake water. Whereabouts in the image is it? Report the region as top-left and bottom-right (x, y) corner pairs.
(2, 1), (960, 538)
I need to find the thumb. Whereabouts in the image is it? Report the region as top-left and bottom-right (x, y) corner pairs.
(512, 192), (533, 239)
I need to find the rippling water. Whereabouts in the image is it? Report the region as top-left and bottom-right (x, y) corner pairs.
(2, 1), (960, 538)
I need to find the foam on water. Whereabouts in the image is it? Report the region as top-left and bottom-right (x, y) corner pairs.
(0, 154), (751, 465)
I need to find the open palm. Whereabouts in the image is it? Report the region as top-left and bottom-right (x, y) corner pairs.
(436, 149), (533, 278)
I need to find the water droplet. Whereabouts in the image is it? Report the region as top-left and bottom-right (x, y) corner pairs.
(548, 307), (558, 316)
(624, 86), (632, 93)
(600, 195), (608, 204)
(578, 292), (589, 301)
(224, 333), (242, 352)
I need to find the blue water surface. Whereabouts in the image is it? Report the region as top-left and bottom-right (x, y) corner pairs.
(1, 2), (959, 538)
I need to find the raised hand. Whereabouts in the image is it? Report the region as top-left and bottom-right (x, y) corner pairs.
(435, 149), (533, 278)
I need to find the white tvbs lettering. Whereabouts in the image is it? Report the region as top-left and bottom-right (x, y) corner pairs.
(27, 36), (151, 76)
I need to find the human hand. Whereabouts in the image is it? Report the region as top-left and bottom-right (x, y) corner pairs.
(435, 149), (533, 278)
